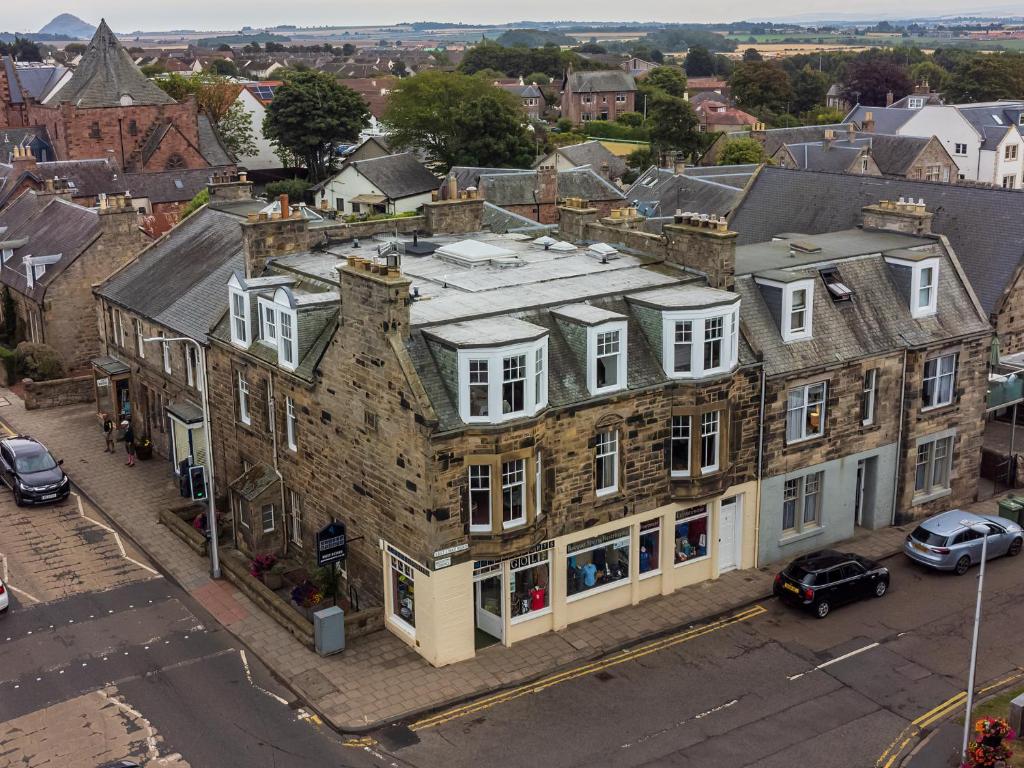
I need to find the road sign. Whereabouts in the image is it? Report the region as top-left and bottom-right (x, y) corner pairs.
(317, 521), (347, 567)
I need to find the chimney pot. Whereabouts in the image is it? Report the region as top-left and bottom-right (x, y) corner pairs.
(279, 194), (290, 220)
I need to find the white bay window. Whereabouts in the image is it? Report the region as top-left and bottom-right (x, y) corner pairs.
(661, 305), (739, 379)
(457, 339), (548, 424)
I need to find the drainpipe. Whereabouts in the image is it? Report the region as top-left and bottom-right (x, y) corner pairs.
(266, 374), (287, 553)
(890, 346), (909, 526)
(754, 363), (766, 568)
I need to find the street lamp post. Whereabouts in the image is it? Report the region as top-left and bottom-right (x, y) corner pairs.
(960, 520), (990, 762)
(144, 336), (220, 578)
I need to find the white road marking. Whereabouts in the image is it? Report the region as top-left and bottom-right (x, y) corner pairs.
(7, 584), (41, 603)
(239, 649), (290, 706)
(619, 698), (739, 749)
(0, 552), (40, 603)
(788, 642), (880, 680)
(71, 492), (161, 576)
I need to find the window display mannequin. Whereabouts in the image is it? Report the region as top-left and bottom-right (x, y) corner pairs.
(530, 584), (546, 610)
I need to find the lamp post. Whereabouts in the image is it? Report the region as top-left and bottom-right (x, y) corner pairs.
(144, 336), (220, 578)
(960, 520), (990, 762)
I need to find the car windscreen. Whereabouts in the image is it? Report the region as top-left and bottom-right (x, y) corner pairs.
(911, 525), (947, 547)
(783, 565), (816, 585)
(14, 449), (57, 473)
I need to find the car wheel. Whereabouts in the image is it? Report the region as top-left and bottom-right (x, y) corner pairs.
(1009, 538), (1023, 557)
(815, 600), (831, 619)
(874, 580), (888, 598)
(13, 488), (23, 507)
(954, 555), (971, 575)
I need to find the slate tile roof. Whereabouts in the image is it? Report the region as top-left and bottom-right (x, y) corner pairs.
(728, 165), (1024, 315)
(565, 70), (637, 93)
(453, 167), (625, 206)
(350, 153), (439, 200)
(555, 141), (627, 180)
(124, 166), (233, 204)
(197, 114), (234, 167)
(625, 167), (745, 219)
(844, 106), (916, 135)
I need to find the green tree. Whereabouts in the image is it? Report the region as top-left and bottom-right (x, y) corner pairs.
(730, 61), (795, 114)
(945, 55), (1024, 102)
(525, 71), (550, 85)
(641, 66), (688, 98)
(392, 60), (409, 77)
(265, 178), (311, 201)
(616, 111), (644, 127)
(263, 70), (369, 181)
(155, 73), (239, 120)
(577, 42), (607, 54)
(0, 37), (42, 62)
(209, 58), (239, 77)
(625, 145), (657, 172)
(140, 63), (166, 78)
(841, 56), (912, 106)
(742, 47), (763, 62)
(217, 101), (257, 158)
(909, 61), (948, 91)
(647, 94), (700, 160)
(684, 45), (716, 77)
(342, 43), (356, 57)
(180, 188), (209, 220)
(451, 92), (536, 169)
(717, 137), (767, 165)
(791, 65), (829, 113)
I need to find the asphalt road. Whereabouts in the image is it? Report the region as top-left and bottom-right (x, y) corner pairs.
(353, 550), (1024, 768)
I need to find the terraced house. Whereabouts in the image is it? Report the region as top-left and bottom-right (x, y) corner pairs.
(203, 192), (988, 668)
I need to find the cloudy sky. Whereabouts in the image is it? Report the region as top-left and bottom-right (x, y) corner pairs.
(5, 0), (1013, 33)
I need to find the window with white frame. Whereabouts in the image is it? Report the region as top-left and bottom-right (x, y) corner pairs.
(161, 332), (171, 374)
(786, 284), (813, 340)
(917, 264), (936, 314)
(135, 319), (145, 358)
(1006, 144), (1019, 161)
(229, 289), (249, 347)
(590, 323), (627, 394)
(510, 549), (550, 620)
(908, 96), (924, 109)
(674, 506), (709, 564)
(954, 143), (967, 155)
(502, 458), (526, 528)
(261, 503), (275, 532)
(922, 353), (956, 409)
(390, 554), (416, 631)
(700, 411), (720, 473)
(786, 382), (826, 443)
(259, 299), (277, 345)
(279, 309), (297, 370)
(117, 310), (127, 349)
(616, 93), (626, 103)
(1003, 175), (1017, 189)
(468, 464), (491, 532)
(286, 396), (297, 451)
(782, 471), (822, 534)
(662, 305), (740, 379)
(186, 345), (202, 391)
(887, 255), (939, 318)
(458, 340), (548, 424)
(915, 434), (953, 496)
(671, 415), (691, 477)
(535, 450), (543, 519)
(861, 368), (878, 426)
(566, 527), (630, 599)
(595, 430), (619, 496)
(237, 372), (251, 425)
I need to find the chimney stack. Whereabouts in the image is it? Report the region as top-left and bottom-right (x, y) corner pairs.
(861, 197), (933, 236)
(663, 212), (737, 291)
(862, 111), (875, 133)
(846, 122), (856, 141)
(279, 194), (290, 220)
(536, 164), (557, 205)
(823, 129), (835, 149)
(11, 144), (37, 174)
(207, 171), (254, 202)
(886, 90), (894, 107)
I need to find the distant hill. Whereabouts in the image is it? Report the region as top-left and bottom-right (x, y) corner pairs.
(38, 13), (95, 39)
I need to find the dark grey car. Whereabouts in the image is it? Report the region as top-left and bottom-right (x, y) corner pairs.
(904, 510), (1023, 574)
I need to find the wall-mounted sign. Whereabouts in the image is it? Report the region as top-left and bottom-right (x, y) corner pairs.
(432, 542), (469, 559)
(316, 521), (347, 567)
(434, 556), (452, 570)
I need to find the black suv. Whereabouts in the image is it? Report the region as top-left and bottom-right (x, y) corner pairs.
(773, 549), (889, 619)
(0, 436), (70, 506)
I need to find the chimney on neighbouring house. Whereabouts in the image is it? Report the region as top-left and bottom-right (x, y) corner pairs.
(11, 144), (37, 174)
(663, 212), (738, 291)
(207, 170), (254, 202)
(861, 197), (933, 236)
(97, 193), (143, 236)
(336, 254), (412, 343)
(279, 193), (290, 220)
(846, 122), (856, 141)
(862, 111), (875, 133)
(886, 90), (894, 107)
(422, 187), (483, 235)
(241, 209), (310, 278)
(536, 164), (557, 204)
(823, 128), (835, 149)
(557, 197), (599, 242)
(915, 80), (930, 95)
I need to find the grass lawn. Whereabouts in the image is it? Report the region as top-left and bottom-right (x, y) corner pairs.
(958, 687), (1024, 766)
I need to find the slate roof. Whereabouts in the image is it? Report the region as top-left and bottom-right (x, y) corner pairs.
(683, 165), (758, 189)
(0, 193), (101, 300)
(721, 124), (848, 158)
(0, 127), (53, 164)
(481, 202), (549, 234)
(734, 232), (989, 377)
(197, 114), (234, 166)
(566, 70), (637, 94)
(626, 166), (745, 219)
(858, 134), (931, 176)
(350, 153), (438, 200)
(728, 165), (1024, 315)
(844, 105), (916, 135)
(124, 166), (233, 204)
(12, 62), (69, 102)
(50, 20), (176, 108)
(780, 143), (863, 173)
(97, 202), (260, 342)
(555, 141), (627, 180)
(957, 103), (1024, 150)
(464, 167), (625, 206)
(37, 158), (126, 198)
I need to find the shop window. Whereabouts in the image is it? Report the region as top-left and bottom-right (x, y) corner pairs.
(510, 549), (551, 622)
(674, 506), (709, 565)
(922, 353), (956, 409)
(861, 369), (877, 426)
(671, 415), (690, 477)
(390, 555), (415, 633)
(782, 471), (822, 534)
(594, 430), (619, 497)
(566, 527), (630, 600)
(915, 435), (953, 497)
(786, 381), (826, 443)
(639, 519), (661, 577)
(469, 464), (491, 532)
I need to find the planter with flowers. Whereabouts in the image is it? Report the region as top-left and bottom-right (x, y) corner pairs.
(135, 437), (153, 460)
(963, 716), (1015, 768)
(249, 553), (280, 588)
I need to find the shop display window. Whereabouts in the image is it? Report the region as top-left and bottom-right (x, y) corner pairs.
(566, 527), (630, 599)
(391, 555), (416, 632)
(639, 519), (661, 577)
(510, 550), (551, 622)
(674, 506), (709, 566)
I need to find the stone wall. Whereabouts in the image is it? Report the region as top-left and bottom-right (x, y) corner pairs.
(995, 266), (1024, 355)
(423, 198), (484, 235)
(906, 138), (957, 182)
(23, 375), (94, 410)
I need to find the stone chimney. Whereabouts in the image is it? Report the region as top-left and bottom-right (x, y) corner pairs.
(241, 210), (310, 278)
(886, 90), (894, 107)
(37, 176), (75, 203)
(673, 156), (687, 174)
(914, 80), (930, 95)
(663, 212), (738, 291)
(846, 122), (856, 141)
(423, 189), (484, 235)
(97, 193), (142, 236)
(207, 170), (253, 202)
(336, 256), (412, 343)
(861, 198), (933, 237)
(823, 128), (835, 149)
(536, 164), (557, 204)
(11, 144), (37, 174)
(557, 197), (599, 242)
(862, 111), (875, 133)
(751, 121), (767, 142)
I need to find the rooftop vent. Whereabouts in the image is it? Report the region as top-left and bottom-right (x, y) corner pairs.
(586, 242), (619, 262)
(789, 240), (822, 255)
(820, 268), (854, 302)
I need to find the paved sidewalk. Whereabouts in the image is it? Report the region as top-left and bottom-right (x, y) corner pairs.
(0, 394), (929, 732)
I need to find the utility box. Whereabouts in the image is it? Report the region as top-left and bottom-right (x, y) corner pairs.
(998, 497), (1023, 525)
(1011, 692), (1024, 737)
(314, 606), (345, 656)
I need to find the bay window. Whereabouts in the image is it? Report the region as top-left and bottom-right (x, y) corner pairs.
(469, 360), (489, 417)
(661, 305), (739, 379)
(457, 339), (548, 424)
(502, 355), (526, 414)
(390, 554), (416, 633)
(589, 322), (627, 394)
(700, 411), (720, 473)
(673, 321), (692, 374)
(469, 465), (491, 532)
(502, 459), (526, 528)
(922, 353), (956, 409)
(786, 382), (826, 443)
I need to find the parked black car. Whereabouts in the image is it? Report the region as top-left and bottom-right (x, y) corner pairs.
(0, 436), (70, 506)
(773, 550), (889, 619)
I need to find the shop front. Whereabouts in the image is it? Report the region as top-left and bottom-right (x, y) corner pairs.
(380, 482), (758, 668)
(91, 356), (131, 421)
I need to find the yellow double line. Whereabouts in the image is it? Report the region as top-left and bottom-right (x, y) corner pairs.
(409, 604), (766, 732)
(876, 669), (1024, 768)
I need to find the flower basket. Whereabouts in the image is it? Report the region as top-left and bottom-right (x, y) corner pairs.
(135, 440), (153, 460)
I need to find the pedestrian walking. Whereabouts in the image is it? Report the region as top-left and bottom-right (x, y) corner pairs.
(121, 420), (136, 467)
(102, 413), (115, 452)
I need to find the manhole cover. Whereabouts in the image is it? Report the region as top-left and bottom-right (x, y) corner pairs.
(291, 668), (339, 699)
(376, 724), (420, 750)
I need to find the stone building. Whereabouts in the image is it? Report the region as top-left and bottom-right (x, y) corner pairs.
(560, 69), (637, 126)
(91, 175), (259, 472)
(0, 189), (150, 370)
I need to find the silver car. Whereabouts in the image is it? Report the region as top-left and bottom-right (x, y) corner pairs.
(904, 510), (1023, 574)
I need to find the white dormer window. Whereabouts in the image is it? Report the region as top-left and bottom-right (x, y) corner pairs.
(908, 97), (924, 109)
(754, 276), (814, 342)
(258, 299), (277, 345)
(1, 249), (12, 264)
(279, 309), (297, 370)
(588, 322), (628, 395)
(885, 254), (940, 318)
(458, 339), (548, 424)
(229, 288), (250, 348)
(661, 306), (740, 379)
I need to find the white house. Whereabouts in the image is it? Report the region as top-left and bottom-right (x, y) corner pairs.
(320, 153), (438, 216)
(232, 82), (284, 171)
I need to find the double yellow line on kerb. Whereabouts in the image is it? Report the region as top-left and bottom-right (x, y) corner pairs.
(409, 604), (767, 732)
(876, 669), (1024, 768)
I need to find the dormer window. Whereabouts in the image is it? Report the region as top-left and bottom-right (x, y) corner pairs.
(229, 282), (250, 348)
(917, 264), (936, 313)
(886, 252), (939, 318)
(460, 345), (548, 422)
(908, 97), (924, 109)
(788, 286), (810, 337)
(662, 308), (739, 378)
(755, 273), (814, 342)
(279, 307), (296, 370)
(590, 322), (627, 394)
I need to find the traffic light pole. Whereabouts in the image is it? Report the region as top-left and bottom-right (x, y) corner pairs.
(144, 336), (220, 578)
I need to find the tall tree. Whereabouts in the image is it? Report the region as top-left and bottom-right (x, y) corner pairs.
(791, 65), (829, 113)
(640, 66), (688, 98)
(742, 48), (763, 62)
(384, 71), (534, 170)
(841, 57), (912, 106)
(647, 95), (701, 161)
(684, 45), (716, 77)
(945, 55), (1024, 102)
(717, 137), (766, 165)
(155, 73), (239, 121)
(217, 101), (257, 159)
(263, 70), (369, 181)
(730, 61), (795, 114)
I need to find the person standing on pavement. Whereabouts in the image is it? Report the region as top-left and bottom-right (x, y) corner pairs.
(102, 413), (115, 452)
(121, 420), (136, 467)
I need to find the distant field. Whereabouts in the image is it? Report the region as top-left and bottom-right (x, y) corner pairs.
(725, 32), (1024, 52)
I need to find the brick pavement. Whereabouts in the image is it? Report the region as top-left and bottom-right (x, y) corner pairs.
(0, 393), (941, 732)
